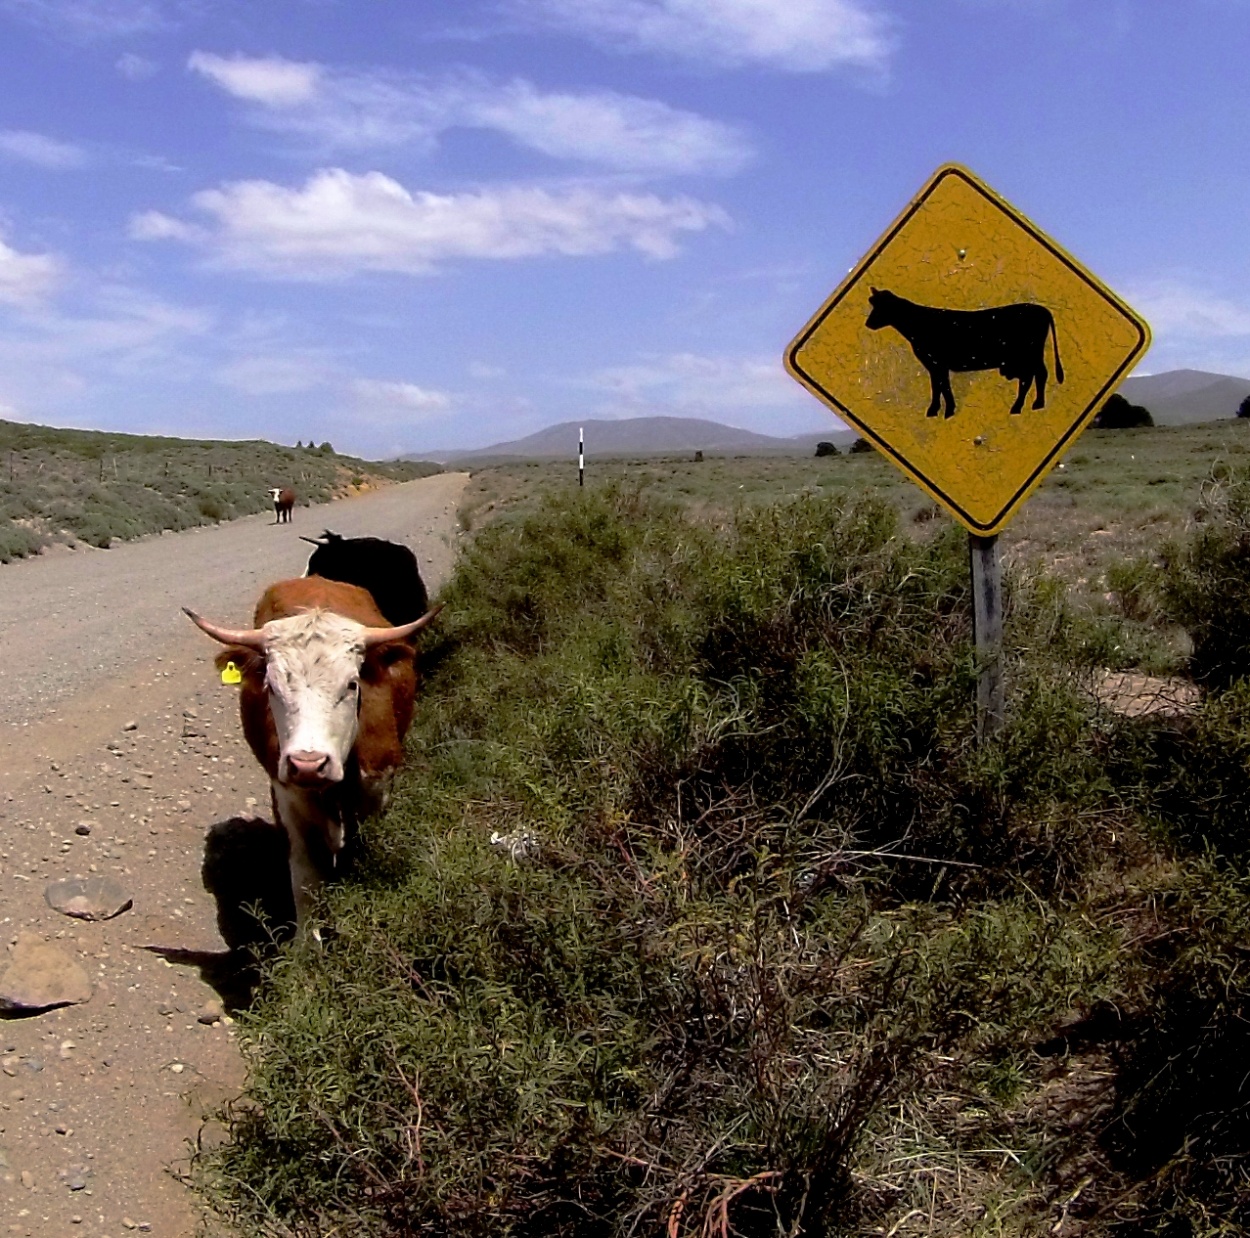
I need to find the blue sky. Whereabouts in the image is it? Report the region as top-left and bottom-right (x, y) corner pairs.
(0, 0), (1247, 458)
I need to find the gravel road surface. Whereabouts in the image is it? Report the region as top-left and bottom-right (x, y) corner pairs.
(0, 472), (468, 1237)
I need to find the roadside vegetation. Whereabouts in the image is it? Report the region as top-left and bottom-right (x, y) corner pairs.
(0, 418), (441, 561)
(461, 419), (1250, 610)
(199, 421), (1250, 1236)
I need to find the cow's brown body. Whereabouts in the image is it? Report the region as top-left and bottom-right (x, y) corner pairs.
(210, 576), (423, 932)
(273, 488), (296, 523)
(234, 577), (418, 788)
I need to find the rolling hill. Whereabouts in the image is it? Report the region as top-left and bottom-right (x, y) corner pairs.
(1119, 369), (1250, 425)
(426, 370), (1250, 463)
(434, 416), (854, 463)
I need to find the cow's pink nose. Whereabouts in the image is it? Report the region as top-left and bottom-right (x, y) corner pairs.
(288, 750), (332, 783)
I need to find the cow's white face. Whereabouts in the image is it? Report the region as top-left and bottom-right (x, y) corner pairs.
(261, 611), (366, 787)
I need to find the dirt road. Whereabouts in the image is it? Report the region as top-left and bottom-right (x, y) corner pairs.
(0, 472), (469, 1237)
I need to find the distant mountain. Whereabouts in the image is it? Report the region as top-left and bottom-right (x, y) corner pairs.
(1118, 369), (1250, 425)
(429, 416), (855, 463)
(419, 369), (1250, 465)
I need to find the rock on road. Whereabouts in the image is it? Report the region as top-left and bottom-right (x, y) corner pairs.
(0, 472), (468, 1237)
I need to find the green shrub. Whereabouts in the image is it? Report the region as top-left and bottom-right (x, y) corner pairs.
(0, 519), (43, 561)
(1107, 554), (1166, 624)
(203, 486), (1170, 1236)
(1159, 466), (1250, 690)
(1094, 393), (1154, 428)
(1098, 859), (1250, 1234)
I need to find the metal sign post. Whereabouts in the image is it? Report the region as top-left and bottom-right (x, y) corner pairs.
(784, 162), (1151, 738)
(969, 534), (1004, 737)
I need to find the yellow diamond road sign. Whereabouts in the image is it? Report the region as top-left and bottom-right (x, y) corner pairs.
(785, 164), (1151, 535)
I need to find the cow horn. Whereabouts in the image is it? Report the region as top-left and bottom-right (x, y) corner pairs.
(183, 607), (267, 649)
(361, 603), (444, 648)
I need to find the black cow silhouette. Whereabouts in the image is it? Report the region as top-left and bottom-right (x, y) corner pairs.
(865, 288), (1064, 419)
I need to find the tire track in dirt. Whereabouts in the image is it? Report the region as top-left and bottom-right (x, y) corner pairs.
(0, 472), (468, 1237)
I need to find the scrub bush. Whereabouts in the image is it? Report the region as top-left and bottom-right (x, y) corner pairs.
(1159, 466), (1250, 691)
(0, 417), (442, 553)
(204, 486), (1193, 1236)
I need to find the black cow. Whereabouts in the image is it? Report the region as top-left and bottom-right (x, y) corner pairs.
(865, 288), (1064, 419)
(302, 530), (429, 626)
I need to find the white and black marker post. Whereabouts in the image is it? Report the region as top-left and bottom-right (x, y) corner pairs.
(969, 534), (1005, 738)
(578, 426), (584, 488)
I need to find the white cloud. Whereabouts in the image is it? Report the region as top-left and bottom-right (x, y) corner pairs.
(217, 354), (333, 395)
(0, 284), (212, 413)
(581, 351), (811, 417)
(1128, 281), (1250, 339)
(0, 129), (88, 168)
(188, 51), (321, 108)
(132, 168), (731, 277)
(187, 53), (750, 174)
(353, 378), (452, 413)
(116, 51), (157, 79)
(0, 235), (62, 305)
(129, 210), (199, 241)
(510, 0), (894, 71)
(459, 79), (750, 174)
(0, 0), (171, 39)
(55, 285), (211, 363)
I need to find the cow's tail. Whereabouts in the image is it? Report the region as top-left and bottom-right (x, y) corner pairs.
(1049, 313), (1064, 384)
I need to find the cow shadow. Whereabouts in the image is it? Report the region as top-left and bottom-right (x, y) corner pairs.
(144, 814), (296, 1012)
(201, 813), (297, 951)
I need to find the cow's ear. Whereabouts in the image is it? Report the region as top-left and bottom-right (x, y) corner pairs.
(363, 640), (416, 679)
(214, 646), (264, 678)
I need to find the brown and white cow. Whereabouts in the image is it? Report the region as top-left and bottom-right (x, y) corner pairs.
(185, 576), (440, 935)
(269, 488), (296, 523)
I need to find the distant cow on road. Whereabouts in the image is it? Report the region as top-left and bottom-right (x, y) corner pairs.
(269, 488), (295, 524)
(865, 288), (1064, 419)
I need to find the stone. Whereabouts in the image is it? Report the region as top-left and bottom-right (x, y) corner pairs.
(0, 936), (92, 1012)
(74, 823), (91, 836)
(197, 999), (224, 1025)
(123, 721), (138, 731)
(65, 1165), (89, 1191)
(44, 877), (133, 922)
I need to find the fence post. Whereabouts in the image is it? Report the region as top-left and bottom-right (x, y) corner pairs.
(969, 534), (1004, 739)
(579, 427), (584, 488)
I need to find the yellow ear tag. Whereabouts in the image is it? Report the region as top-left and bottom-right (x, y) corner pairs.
(221, 661), (242, 685)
